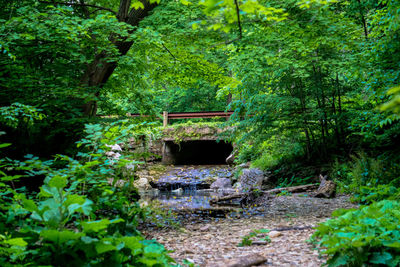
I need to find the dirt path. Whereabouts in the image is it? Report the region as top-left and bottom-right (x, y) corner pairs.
(143, 195), (357, 266)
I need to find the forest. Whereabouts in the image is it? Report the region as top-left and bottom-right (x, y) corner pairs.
(1, 0), (400, 266)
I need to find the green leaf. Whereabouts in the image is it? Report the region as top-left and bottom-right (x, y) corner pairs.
(81, 236), (98, 244)
(131, 1), (145, 10)
(4, 238), (27, 247)
(180, 0), (191, 5)
(67, 199), (93, 216)
(65, 194), (86, 206)
(81, 219), (121, 233)
(22, 198), (38, 212)
(328, 254), (351, 267)
(120, 236), (143, 251)
(383, 241), (400, 248)
(0, 143), (12, 148)
(95, 240), (116, 254)
(48, 175), (67, 189)
(40, 230), (84, 244)
(370, 252), (393, 265)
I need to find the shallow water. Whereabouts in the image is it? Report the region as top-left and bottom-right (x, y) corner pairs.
(141, 165), (238, 211)
(151, 164), (233, 191)
(141, 190), (219, 209)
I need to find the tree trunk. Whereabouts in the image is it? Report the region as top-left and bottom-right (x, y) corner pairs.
(81, 0), (158, 116)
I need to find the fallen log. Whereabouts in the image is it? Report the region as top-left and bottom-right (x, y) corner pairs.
(210, 183), (319, 205)
(211, 253), (267, 267)
(264, 183), (319, 194)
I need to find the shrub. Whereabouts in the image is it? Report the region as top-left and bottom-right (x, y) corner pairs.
(0, 118), (175, 266)
(351, 184), (400, 204)
(313, 200), (400, 267)
(331, 152), (400, 196)
(0, 176), (174, 266)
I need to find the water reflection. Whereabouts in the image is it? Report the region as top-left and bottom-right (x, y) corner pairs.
(152, 165), (233, 191)
(140, 190), (218, 209)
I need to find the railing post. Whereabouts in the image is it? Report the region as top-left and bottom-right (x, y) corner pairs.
(163, 111), (168, 127)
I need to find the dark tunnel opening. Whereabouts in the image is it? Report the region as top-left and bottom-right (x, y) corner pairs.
(164, 140), (233, 165)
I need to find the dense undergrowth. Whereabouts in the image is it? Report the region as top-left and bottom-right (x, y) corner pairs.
(0, 106), (174, 266)
(313, 200), (400, 267)
(1, 0), (400, 266)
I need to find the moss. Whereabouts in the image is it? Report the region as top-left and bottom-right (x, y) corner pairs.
(161, 121), (226, 143)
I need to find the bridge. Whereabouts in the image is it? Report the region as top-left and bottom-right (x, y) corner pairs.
(128, 111), (235, 164)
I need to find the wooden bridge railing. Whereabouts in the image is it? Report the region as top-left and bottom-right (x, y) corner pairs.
(128, 111), (233, 127)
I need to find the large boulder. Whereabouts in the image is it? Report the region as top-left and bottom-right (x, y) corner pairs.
(210, 178), (232, 190)
(238, 168), (264, 192)
(133, 177), (152, 191)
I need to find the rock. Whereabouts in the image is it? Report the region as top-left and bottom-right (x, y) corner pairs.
(314, 175), (336, 198)
(122, 163), (136, 178)
(199, 225), (211, 232)
(172, 188), (183, 195)
(233, 182), (241, 189)
(139, 200), (149, 208)
(140, 188), (160, 196)
(217, 188), (237, 196)
(238, 168), (264, 192)
(105, 151), (121, 160)
(210, 178), (232, 190)
(212, 253), (267, 267)
(268, 231), (282, 238)
(106, 144), (122, 151)
(238, 162), (251, 169)
(226, 151), (237, 165)
(107, 178), (129, 188)
(133, 177), (152, 190)
(204, 176), (218, 184)
(239, 191), (260, 207)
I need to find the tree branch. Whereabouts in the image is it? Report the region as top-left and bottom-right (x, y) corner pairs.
(233, 0), (242, 39)
(161, 43), (182, 62)
(38, 1), (117, 15)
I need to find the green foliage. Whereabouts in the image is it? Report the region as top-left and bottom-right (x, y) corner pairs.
(276, 175), (314, 188)
(313, 200), (400, 267)
(162, 121), (225, 143)
(0, 103), (46, 128)
(276, 190), (292, 197)
(238, 228), (271, 247)
(332, 152), (400, 197)
(0, 119), (175, 266)
(198, 0), (287, 34)
(352, 185), (400, 205)
(381, 86), (400, 114)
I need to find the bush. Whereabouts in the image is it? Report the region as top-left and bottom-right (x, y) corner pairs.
(331, 152), (400, 196)
(0, 117), (175, 266)
(313, 200), (400, 267)
(0, 176), (174, 266)
(351, 184), (400, 204)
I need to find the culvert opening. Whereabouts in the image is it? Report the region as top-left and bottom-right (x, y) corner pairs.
(164, 140), (233, 165)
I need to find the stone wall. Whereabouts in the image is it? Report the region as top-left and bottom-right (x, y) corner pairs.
(127, 136), (163, 162)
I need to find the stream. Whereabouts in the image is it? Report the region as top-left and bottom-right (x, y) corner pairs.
(139, 164), (247, 218)
(138, 164), (357, 266)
